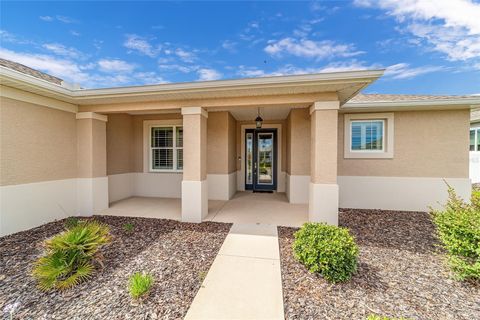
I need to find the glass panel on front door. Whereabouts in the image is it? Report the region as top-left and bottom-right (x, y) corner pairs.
(257, 133), (273, 185)
(245, 129), (277, 191)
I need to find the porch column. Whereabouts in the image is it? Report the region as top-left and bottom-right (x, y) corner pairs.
(309, 101), (339, 225)
(76, 112), (109, 216)
(181, 107), (208, 222)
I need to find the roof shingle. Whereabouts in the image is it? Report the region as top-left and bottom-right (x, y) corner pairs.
(0, 58), (63, 85)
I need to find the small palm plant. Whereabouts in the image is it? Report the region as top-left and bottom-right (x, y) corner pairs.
(32, 221), (111, 291)
(128, 272), (154, 299)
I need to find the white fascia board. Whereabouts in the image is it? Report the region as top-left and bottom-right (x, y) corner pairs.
(344, 98), (480, 111)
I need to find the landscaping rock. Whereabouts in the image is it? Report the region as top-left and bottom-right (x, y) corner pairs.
(278, 209), (480, 320)
(0, 216), (231, 319)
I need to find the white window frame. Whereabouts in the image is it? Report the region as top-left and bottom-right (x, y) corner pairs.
(471, 126), (480, 152)
(143, 119), (183, 173)
(349, 119), (386, 153)
(344, 113), (394, 159)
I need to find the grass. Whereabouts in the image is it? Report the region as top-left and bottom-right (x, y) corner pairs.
(128, 272), (154, 299)
(123, 222), (135, 233)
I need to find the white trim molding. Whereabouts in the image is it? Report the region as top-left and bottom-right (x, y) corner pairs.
(309, 100), (340, 113)
(344, 112), (394, 159)
(338, 176), (471, 211)
(181, 106), (208, 118)
(76, 112), (108, 122)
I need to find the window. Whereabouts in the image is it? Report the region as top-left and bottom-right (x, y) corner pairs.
(344, 113), (394, 159)
(350, 120), (384, 152)
(150, 126), (183, 171)
(471, 128), (480, 152)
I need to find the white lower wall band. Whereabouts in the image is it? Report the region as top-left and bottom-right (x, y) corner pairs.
(338, 176), (472, 211)
(0, 177), (106, 237)
(207, 172), (237, 200)
(287, 174), (310, 204)
(309, 183), (339, 226)
(182, 180), (208, 223)
(470, 152), (480, 184)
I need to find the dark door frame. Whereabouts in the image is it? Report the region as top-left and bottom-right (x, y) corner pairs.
(245, 128), (278, 192)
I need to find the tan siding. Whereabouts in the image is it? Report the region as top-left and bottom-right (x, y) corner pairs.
(0, 97), (77, 186)
(338, 110), (470, 178)
(289, 108), (310, 176)
(77, 118), (107, 178)
(106, 114), (133, 175)
(207, 112), (229, 174)
(286, 112), (291, 175)
(227, 112), (237, 174)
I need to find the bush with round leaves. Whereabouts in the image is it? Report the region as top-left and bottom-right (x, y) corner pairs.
(293, 222), (359, 283)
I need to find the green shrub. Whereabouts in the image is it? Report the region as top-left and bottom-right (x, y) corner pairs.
(32, 221), (111, 290)
(430, 186), (480, 281)
(123, 222), (135, 233)
(128, 272), (154, 299)
(293, 222), (359, 283)
(64, 216), (80, 229)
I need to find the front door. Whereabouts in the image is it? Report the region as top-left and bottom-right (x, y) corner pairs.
(245, 129), (277, 191)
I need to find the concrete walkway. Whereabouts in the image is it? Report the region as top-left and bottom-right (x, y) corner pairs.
(185, 223), (284, 320)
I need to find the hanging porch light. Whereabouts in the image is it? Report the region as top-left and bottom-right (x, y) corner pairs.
(255, 107), (263, 129)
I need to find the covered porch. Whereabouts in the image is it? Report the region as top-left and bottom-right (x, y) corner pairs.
(101, 192), (308, 227)
(75, 71), (383, 226)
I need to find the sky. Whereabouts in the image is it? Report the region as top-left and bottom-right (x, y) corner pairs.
(1, 0), (479, 95)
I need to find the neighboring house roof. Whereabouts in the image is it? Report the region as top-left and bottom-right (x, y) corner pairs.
(0, 58), (63, 85)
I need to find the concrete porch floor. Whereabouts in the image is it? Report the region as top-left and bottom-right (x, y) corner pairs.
(101, 191), (308, 227)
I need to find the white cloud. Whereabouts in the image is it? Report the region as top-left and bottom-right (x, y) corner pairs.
(98, 59), (136, 73)
(222, 40), (237, 52)
(70, 30), (81, 37)
(42, 43), (86, 60)
(124, 34), (158, 57)
(354, 0), (480, 61)
(264, 38), (364, 60)
(39, 16), (53, 22)
(158, 64), (196, 73)
(175, 48), (195, 62)
(384, 63), (446, 79)
(197, 68), (222, 81)
(0, 48), (165, 88)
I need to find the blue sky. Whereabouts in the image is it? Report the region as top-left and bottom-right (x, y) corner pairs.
(1, 0), (479, 94)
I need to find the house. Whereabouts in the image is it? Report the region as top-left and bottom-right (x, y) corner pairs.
(1, 59), (478, 236)
(471, 107), (480, 183)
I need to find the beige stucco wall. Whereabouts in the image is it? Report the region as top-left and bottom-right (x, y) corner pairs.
(311, 109), (338, 184)
(235, 120), (287, 172)
(207, 111), (237, 174)
(77, 118), (107, 178)
(287, 108), (311, 176)
(106, 114), (133, 175)
(0, 97), (77, 186)
(338, 109), (470, 178)
(183, 113), (207, 181)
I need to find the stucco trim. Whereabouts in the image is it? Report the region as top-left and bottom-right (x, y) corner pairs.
(343, 112), (394, 159)
(309, 100), (340, 113)
(181, 106), (208, 118)
(76, 112), (108, 122)
(0, 85), (78, 113)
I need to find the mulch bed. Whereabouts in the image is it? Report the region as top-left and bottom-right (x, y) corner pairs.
(0, 216), (231, 319)
(278, 209), (480, 320)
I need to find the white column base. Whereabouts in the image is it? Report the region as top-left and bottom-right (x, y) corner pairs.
(77, 177), (109, 216)
(182, 180), (208, 223)
(308, 183), (339, 226)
